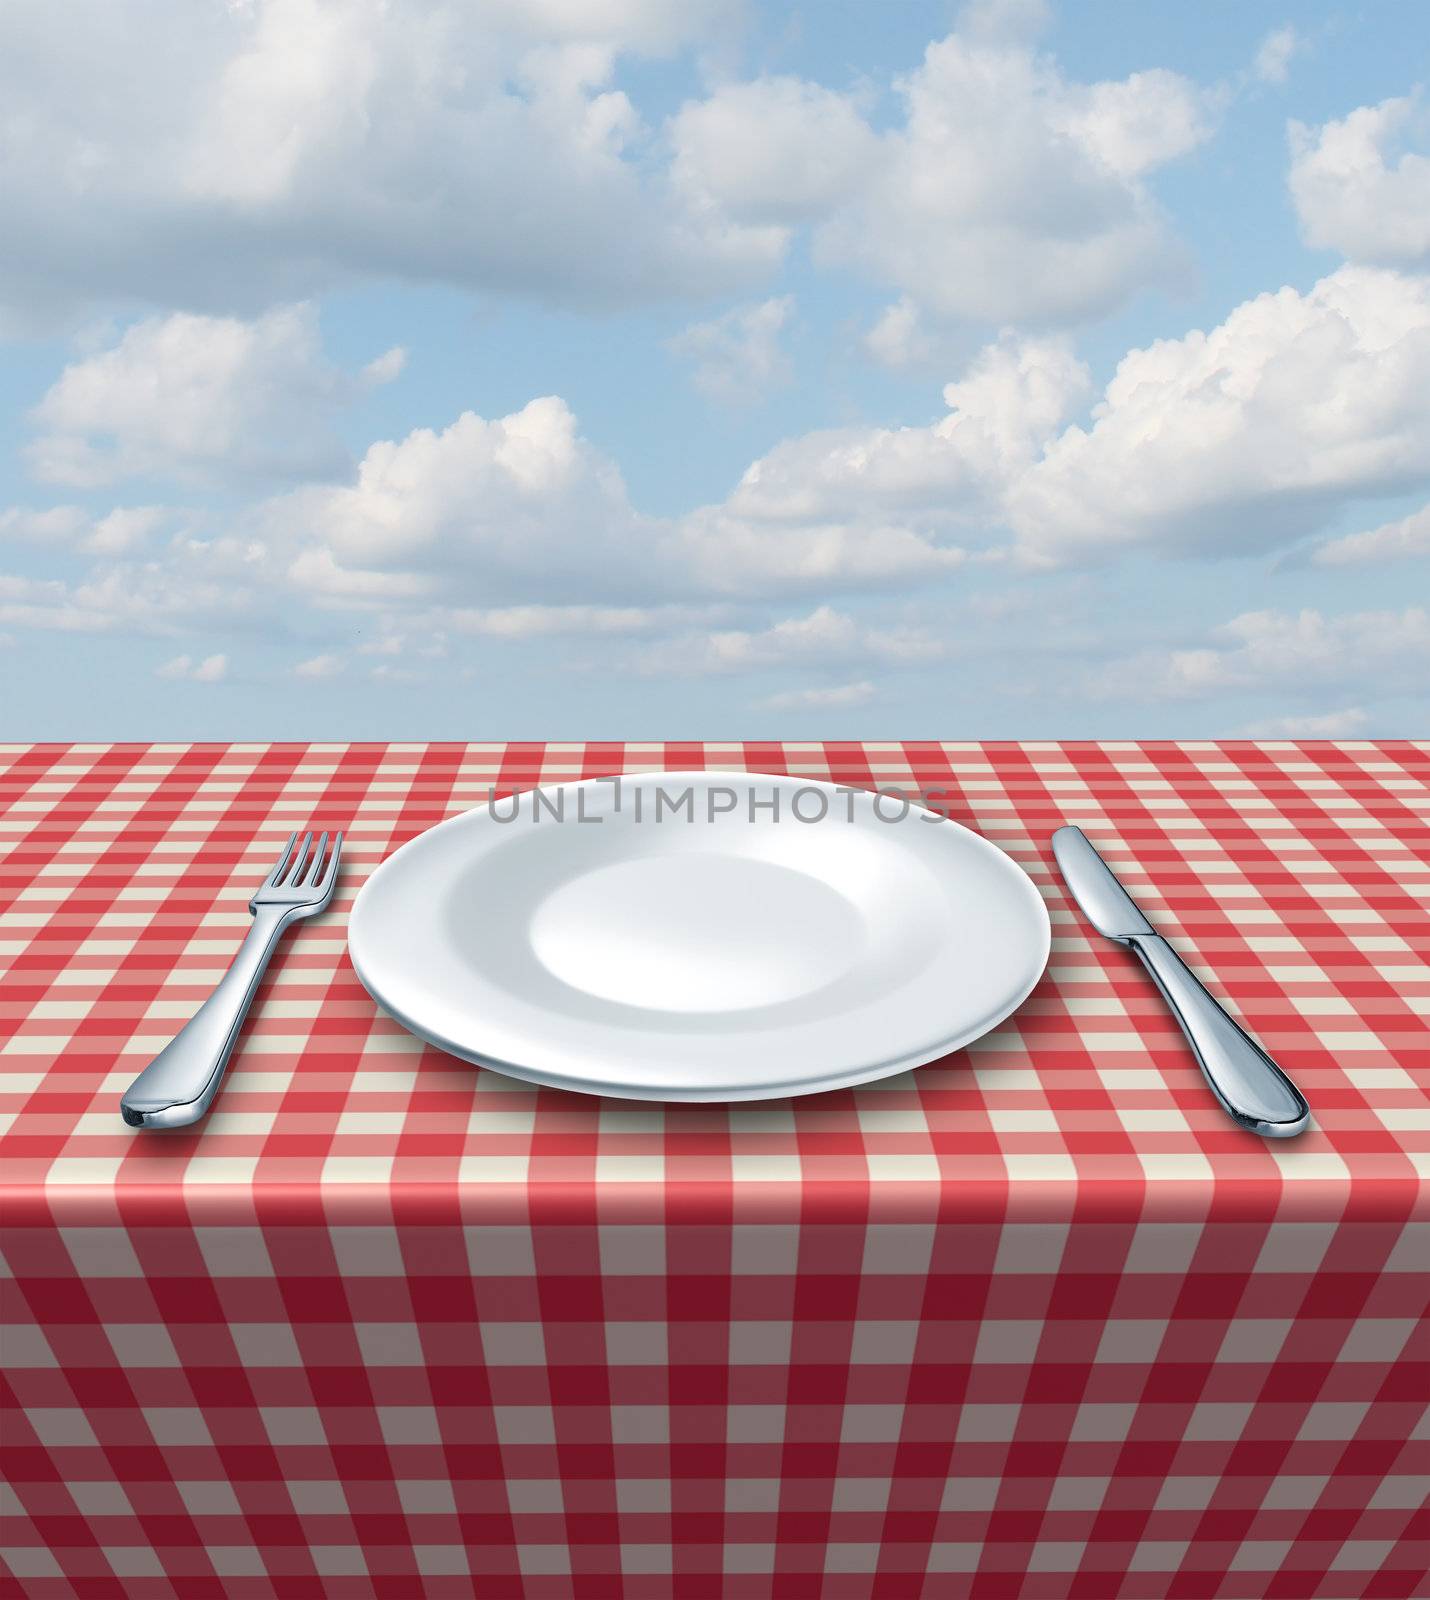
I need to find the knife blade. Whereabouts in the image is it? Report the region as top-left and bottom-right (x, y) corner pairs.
(1051, 826), (1310, 1138)
(1051, 825), (1155, 943)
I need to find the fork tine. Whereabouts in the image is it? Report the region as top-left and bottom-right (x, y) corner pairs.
(285, 832), (314, 887)
(319, 831), (343, 889)
(300, 831), (329, 888)
(264, 831), (298, 888)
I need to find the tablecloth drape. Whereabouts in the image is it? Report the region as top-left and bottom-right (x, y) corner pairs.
(2, 741), (1427, 1599)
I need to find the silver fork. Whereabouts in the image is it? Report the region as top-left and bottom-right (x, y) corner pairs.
(120, 830), (343, 1130)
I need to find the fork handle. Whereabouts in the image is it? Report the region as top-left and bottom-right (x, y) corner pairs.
(1129, 933), (1309, 1137)
(121, 905), (292, 1129)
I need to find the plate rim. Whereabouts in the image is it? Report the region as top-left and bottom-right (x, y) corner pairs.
(346, 769), (1052, 1101)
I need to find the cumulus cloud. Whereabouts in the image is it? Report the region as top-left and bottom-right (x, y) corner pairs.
(28, 306), (387, 488)
(1252, 26), (1299, 87)
(812, 30), (1214, 327)
(445, 603), (720, 638)
(1290, 96), (1430, 268)
(637, 605), (944, 675)
(678, 268), (1430, 577)
(0, 0), (1225, 344)
(270, 395), (658, 604)
(7, 255), (1429, 744)
(758, 680), (876, 711)
(654, 333), (1087, 587)
(391, 266), (1430, 622)
(713, 334), (1088, 527)
(670, 508), (971, 598)
(670, 77), (879, 224)
(1238, 708), (1369, 738)
(665, 4), (1219, 334)
(0, 507), (89, 544)
(1054, 68), (1217, 181)
(264, 378), (1006, 607)
(87, 507), (179, 555)
(0, 504), (180, 554)
(360, 347), (408, 387)
(1313, 502), (1430, 566)
(156, 652), (228, 682)
(1091, 606), (1430, 702)
(65, 261), (1421, 640)
(667, 297), (794, 404)
(13, 263), (1430, 685)
(1009, 266), (1430, 560)
(439, 0), (736, 55)
(863, 299), (935, 370)
(655, 331), (1081, 588)
(0, 0), (767, 331)
(0, 534), (268, 635)
(294, 653), (344, 678)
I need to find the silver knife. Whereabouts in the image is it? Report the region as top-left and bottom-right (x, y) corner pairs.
(1051, 826), (1309, 1138)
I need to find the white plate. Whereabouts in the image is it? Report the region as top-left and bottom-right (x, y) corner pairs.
(347, 771), (1050, 1101)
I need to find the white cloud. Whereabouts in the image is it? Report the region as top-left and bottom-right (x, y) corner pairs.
(1009, 266), (1430, 561)
(1313, 503), (1430, 566)
(87, 507), (177, 555)
(670, 77), (879, 224)
(268, 378), (1007, 607)
(0, 534), (268, 635)
(294, 652), (344, 678)
(452, 0), (735, 55)
(0, 504), (178, 553)
(28, 306), (383, 487)
(1092, 606), (1430, 702)
(8, 261), (1429, 719)
(11, 261), (1430, 699)
(959, 0), (1051, 42)
(667, 8), (1217, 333)
(369, 660), (425, 684)
(1055, 68), (1217, 181)
(689, 334), (1087, 548)
(210, 332), (1078, 613)
(0, 507), (90, 544)
(863, 299), (934, 370)
(675, 342), (1090, 589)
(667, 296), (794, 404)
(157, 652), (228, 682)
(446, 603), (716, 638)
(0, 574), (108, 633)
(638, 604), (943, 675)
(1290, 96), (1430, 268)
(0, 1), (1223, 342)
(1253, 26), (1299, 87)
(0, 0), (767, 330)
(360, 347), (408, 387)
(273, 395), (657, 603)
(669, 269), (1423, 579)
(1238, 708), (1368, 737)
(285, 547), (434, 602)
(811, 31), (1213, 327)
(670, 508), (971, 597)
(758, 680), (876, 711)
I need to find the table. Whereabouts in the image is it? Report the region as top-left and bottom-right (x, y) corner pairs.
(2, 740), (1426, 1600)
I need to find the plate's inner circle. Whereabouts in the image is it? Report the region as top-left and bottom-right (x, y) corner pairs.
(527, 853), (865, 1013)
(346, 772), (1052, 1100)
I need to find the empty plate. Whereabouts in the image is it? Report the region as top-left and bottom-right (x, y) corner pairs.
(346, 771), (1050, 1100)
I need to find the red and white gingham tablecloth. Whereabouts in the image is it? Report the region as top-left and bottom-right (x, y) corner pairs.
(1, 741), (1427, 1600)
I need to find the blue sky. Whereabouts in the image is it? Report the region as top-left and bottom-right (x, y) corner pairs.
(1, 0), (1427, 739)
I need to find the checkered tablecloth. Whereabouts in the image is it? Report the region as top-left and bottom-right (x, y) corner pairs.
(2, 740), (1427, 1600)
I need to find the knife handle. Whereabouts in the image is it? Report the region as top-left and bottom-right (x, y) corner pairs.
(1128, 934), (1309, 1137)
